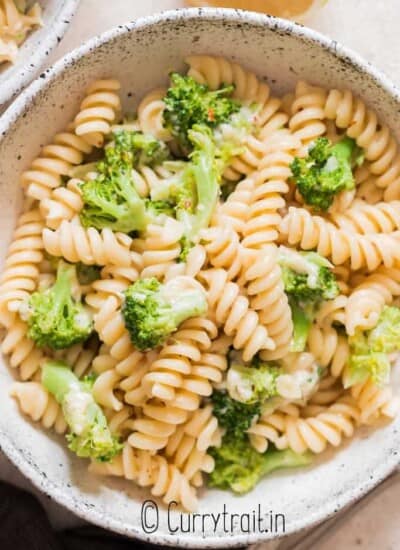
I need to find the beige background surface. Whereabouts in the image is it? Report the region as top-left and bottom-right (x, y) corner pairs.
(1, 1), (400, 548)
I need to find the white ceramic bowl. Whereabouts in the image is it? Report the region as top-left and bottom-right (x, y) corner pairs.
(0, 0), (80, 109)
(1, 8), (400, 548)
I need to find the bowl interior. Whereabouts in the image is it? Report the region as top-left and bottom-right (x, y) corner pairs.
(0, 9), (399, 548)
(0, 0), (80, 109)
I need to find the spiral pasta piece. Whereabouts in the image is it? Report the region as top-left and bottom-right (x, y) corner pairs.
(307, 324), (350, 380)
(40, 178), (83, 230)
(20, 132), (92, 201)
(345, 265), (400, 335)
(42, 217), (133, 267)
(1, 317), (45, 380)
(10, 382), (67, 434)
(248, 404), (300, 453)
(331, 200), (400, 235)
(241, 246), (293, 360)
(142, 317), (217, 405)
(241, 132), (299, 249)
(0, 208), (44, 326)
(89, 443), (198, 511)
(54, 335), (100, 379)
(351, 378), (400, 425)
(288, 81), (327, 153)
(324, 88), (400, 200)
(93, 296), (133, 361)
(315, 295), (348, 328)
(140, 218), (184, 280)
(199, 268), (274, 361)
(216, 176), (255, 234)
(74, 79), (121, 147)
(200, 224), (243, 281)
(282, 397), (360, 454)
(280, 206), (400, 271)
(137, 88), (172, 141)
(182, 403), (222, 452)
(127, 400), (189, 451)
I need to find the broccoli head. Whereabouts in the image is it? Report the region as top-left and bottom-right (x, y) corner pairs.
(291, 136), (361, 211)
(25, 261), (92, 350)
(163, 72), (240, 152)
(79, 130), (170, 233)
(122, 276), (207, 351)
(211, 390), (261, 439)
(226, 360), (280, 404)
(42, 361), (122, 462)
(209, 435), (312, 494)
(280, 247), (339, 304)
(347, 306), (400, 387)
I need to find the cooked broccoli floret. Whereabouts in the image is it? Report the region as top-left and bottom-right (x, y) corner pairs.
(291, 136), (360, 211)
(280, 247), (339, 304)
(209, 435), (312, 494)
(226, 360), (280, 404)
(76, 263), (101, 285)
(25, 261), (92, 350)
(347, 306), (400, 387)
(163, 72), (240, 152)
(42, 361), (122, 462)
(290, 300), (313, 353)
(174, 124), (221, 245)
(211, 390), (261, 439)
(79, 130), (169, 233)
(279, 247), (339, 352)
(122, 276), (207, 351)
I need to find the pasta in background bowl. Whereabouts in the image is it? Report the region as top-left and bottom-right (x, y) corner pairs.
(1, 8), (400, 548)
(0, 0), (80, 109)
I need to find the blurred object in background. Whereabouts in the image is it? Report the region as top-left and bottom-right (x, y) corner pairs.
(186, 0), (323, 19)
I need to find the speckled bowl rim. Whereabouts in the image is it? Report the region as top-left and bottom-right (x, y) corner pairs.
(1, 8), (400, 548)
(0, 0), (81, 107)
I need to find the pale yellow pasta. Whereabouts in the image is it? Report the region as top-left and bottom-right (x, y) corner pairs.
(215, 176), (255, 234)
(0, 208), (44, 327)
(42, 217), (133, 267)
(137, 88), (172, 141)
(74, 79), (121, 148)
(93, 295), (133, 360)
(280, 206), (400, 271)
(307, 324), (350, 380)
(140, 218), (184, 280)
(314, 295), (348, 327)
(199, 268), (275, 361)
(40, 178), (83, 230)
(1, 317), (45, 380)
(281, 397), (360, 454)
(345, 265), (400, 335)
(0, 0), (42, 64)
(142, 317), (217, 405)
(351, 378), (400, 425)
(89, 443), (198, 511)
(330, 200), (400, 234)
(242, 246), (293, 360)
(10, 381), (67, 433)
(288, 80), (327, 154)
(241, 131), (299, 248)
(248, 404), (300, 454)
(200, 224), (243, 281)
(21, 132), (92, 202)
(324, 88), (400, 200)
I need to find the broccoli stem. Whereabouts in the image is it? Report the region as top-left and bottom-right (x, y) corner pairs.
(290, 301), (312, 353)
(169, 289), (208, 327)
(259, 448), (313, 477)
(331, 136), (355, 163)
(42, 361), (121, 462)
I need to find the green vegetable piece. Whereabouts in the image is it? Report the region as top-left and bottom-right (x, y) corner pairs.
(347, 306), (400, 387)
(26, 261), (92, 350)
(122, 276), (207, 351)
(211, 390), (261, 439)
(290, 300), (312, 353)
(76, 263), (101, 285)
(226, 362), (280, 404)
(209, 435), (312, 493)
(42, 361), (122, 462)
(163, 72), (240, 152)
(291, 136), (360, 211)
